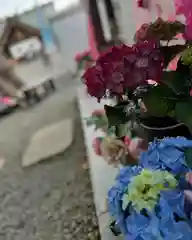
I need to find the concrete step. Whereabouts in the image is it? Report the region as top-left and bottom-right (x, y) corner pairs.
(77, 85), (123, 240)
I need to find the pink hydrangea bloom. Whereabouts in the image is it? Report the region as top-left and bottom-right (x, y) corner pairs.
(174, 0), (192, 17)
(75, 50), (90, 62)
(174, 0), (192, 40)
(185, 16), (192, 40)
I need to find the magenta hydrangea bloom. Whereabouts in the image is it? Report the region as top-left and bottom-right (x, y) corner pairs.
(83, 42), (163, 100)
(83, 65), (106, 100)
(123, 41), (163, 87)
(97, 46), (125, 96)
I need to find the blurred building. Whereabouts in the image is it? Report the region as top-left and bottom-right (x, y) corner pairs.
(80, 0), (136, 50)
(18, 2), (55, 29)
(48, 4), (89, 71)
(0, 17), (43, 61)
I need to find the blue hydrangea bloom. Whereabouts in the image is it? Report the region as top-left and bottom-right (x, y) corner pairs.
(125, 212), (162, 240)
(108, 137), (192, 239)
(108, 166), (142, 233)
(116, 166), (142, 190)
(159, 190), (187, 220)
(161, 215), (192, 240)
(139, 137), (192, 175)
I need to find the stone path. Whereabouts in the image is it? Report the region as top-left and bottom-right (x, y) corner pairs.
(0, 76), (99, 240)
(22, 119), (73, 167)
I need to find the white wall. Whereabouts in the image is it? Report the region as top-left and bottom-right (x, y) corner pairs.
(114, 0), (137, 45)
(114, 0), (177, 45)
(51, 10), (88, 71)
(19, 3), (55, 28)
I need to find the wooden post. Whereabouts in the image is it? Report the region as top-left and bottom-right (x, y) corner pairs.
(103, 0), (119, 40)
(88, 0), (106, 50)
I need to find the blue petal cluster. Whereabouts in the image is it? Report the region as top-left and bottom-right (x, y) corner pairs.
(108, 137), (192, 239)
(139, 137), (192, 175)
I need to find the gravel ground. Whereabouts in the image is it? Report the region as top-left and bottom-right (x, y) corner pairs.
(0, 76), (99, 240)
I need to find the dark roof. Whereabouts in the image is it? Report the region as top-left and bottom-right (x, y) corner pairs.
(0, 17), (41, 46)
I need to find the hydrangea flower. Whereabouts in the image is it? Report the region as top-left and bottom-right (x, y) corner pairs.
(83, 42), (163, 100)
(123, 41), (163, 87)
(174, 0), (192, 17)
(97, 46), (125, 95)
(83, 65), (106, 101)
(122, 169), (177, 213)
(159, 190), (192, 239)
(174, 0), (192, 40)
(108, 166), (142, 233)
(108, 164), (192, 239)
(139, 137), (192, 175)
(185, 16), (192, 40)
(125, 213), (162, 239)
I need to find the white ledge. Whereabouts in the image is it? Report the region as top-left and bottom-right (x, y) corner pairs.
(77, 86), (122, 239)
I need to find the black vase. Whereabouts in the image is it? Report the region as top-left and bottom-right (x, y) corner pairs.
(137, 117), (191, 142)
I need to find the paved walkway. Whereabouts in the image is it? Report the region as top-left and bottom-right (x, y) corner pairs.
(0, 76), (99, 240)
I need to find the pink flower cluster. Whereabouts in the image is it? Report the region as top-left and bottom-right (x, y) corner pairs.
(83, 42), (163, 101)
(75, 50), (90, 62)
(91, 109), (105, 117)
(174, 0), (192, 39)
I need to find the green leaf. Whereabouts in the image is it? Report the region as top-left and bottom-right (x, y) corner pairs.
(143, 85), (178, 117)
(94, 117), (108, 130)
(104, 104), (128, 127)
(116, 123), (131, 138)
(77, 60), (85, 71)
(85, 118), (94, 126)
(184, 148), (192, 168)
(175, 101), (192, 132)
(161, 45), (186, 68)
(161, 70), (189, 96)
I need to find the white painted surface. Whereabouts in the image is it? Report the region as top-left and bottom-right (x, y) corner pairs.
(77, 86), (121, 240)
(51, 10), (88, 71)
(10, 37), (42, 60)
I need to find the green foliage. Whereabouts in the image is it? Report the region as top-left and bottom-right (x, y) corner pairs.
(147, 18), (185, 41)
(161, 70), (190, 96)
(181, 47), (192, 67)
(143, 84), (178, 117)
(175, 101), (192, 132)
(161, 45), (186, 68)
(104, 101), (142, 138)
(85, 115), (108, 130)
(115, 123), (131, 138)
(104, 104), (129, 127)
(184, 148), (192, 168)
